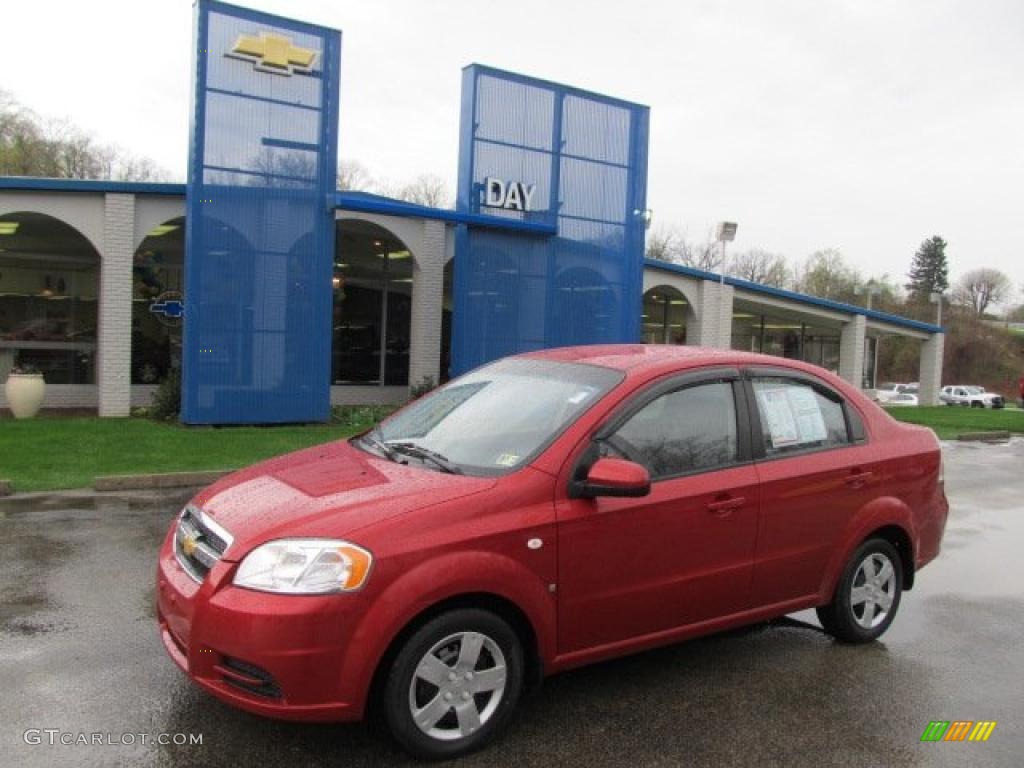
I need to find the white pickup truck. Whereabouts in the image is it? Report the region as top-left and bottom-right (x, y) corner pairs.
(939, 385), (1006, 409)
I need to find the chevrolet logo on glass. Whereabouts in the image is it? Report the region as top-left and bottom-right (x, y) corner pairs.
(227, 32), (318, 76)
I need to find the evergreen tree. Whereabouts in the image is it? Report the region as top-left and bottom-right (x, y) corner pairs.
(906, 236), (949, 301)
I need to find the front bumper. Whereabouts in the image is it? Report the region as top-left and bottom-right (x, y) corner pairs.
(156, 531), (366, 722)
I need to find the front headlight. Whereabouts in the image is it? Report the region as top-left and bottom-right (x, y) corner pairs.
(233, 539), (373, 594)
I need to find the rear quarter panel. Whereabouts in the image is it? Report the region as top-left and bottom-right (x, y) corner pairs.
(817, 405), (946, 602)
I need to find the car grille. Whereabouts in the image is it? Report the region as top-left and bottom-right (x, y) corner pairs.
(174, 505), (233, 583)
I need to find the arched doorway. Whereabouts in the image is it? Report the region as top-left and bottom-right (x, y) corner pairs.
(0, 212), (99, 385)
(333, 220), (413, 386)
(131, 217), (184, 384)
(643, 286), (691, 344)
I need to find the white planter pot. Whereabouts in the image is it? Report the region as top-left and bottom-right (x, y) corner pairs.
(5, 373), (46, 419)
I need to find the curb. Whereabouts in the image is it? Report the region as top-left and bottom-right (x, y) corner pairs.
(0, 486), (198, 512)
(957, 431), (1012, 443)
(93, 469), (231, 492)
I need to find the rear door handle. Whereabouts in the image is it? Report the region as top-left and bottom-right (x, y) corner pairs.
(706, 496), (745, 516)
(845, 470), (875, 488)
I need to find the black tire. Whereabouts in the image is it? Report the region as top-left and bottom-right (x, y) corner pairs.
(817, 538), (903, 644)
(971, 401), (984, 408)
(382, 609), (524, 760)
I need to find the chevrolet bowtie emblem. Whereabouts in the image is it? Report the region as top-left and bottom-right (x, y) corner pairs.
(228, 32), (318, 76)
(182, 534), (199, 558)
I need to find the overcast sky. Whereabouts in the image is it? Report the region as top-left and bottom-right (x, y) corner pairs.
(4, 0), (1022, 297)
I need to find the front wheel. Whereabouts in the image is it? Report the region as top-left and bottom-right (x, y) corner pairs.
(817, 538), (903, 643)
(382, 609), (524, 760)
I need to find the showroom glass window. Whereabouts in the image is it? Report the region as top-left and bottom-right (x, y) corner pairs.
(0, 214), (98, 384)
(332, 221), (411, 386)
(132, 219), (184, 384)
(611, 381), (738, 478)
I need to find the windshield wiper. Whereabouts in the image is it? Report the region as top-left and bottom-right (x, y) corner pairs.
(360, 429), (404, 464)
(388, 442), (463, 475)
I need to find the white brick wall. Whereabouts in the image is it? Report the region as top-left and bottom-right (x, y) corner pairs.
(407, 220), (446, 389)
(918, 333), (944, 406)
(693, 281), (734, 349)
(98, 194), (135, 417)
(838, 315), (867, 387)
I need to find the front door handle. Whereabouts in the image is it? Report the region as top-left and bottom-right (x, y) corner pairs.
(845, 470), (875, 489)
(706, 496), (745, 516)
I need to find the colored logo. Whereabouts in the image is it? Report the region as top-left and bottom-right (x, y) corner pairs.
(920, 721), (997, 742)
(228, 32), (318, 76)
(182, 535), (199, 558)
(149, 291), (185, 327)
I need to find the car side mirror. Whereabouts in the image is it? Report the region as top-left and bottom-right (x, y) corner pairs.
(577, 457), (651, 499)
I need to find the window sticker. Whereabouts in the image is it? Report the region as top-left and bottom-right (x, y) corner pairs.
(757, 387), (800, 447)
(786, 386), (828, 443)
(756, 384), (828, 447)
(495, 453), (521, 467)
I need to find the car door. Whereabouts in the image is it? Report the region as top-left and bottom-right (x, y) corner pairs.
(555, 369), (761, 654)
(744, 369), (879, 607)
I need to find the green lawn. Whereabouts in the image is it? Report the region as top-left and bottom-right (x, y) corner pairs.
(0, 416), (381, 493)
(884, 405), (1024, 439)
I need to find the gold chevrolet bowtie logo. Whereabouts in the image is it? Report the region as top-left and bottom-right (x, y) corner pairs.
(182, 534), (199, 558)
(228, 32), (318, 76)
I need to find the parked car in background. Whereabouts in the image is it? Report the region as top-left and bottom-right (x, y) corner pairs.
(885, 393), (919, 407)
(939, 385), (1005, 408)
(875, 383), (918, 403)
(157, 346), (948, 759)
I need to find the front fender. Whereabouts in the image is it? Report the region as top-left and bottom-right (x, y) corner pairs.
(336, 550), (556, 717)
(817, 496), (915, 603)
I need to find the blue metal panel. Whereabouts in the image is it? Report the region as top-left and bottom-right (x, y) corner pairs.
(182, 0), (340, 423)
(451, 65), (650, 377)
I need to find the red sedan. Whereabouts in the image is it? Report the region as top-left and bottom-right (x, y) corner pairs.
(156, 345), (948, 759)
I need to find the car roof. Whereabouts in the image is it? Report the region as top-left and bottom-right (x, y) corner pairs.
(515, 344), (837, 379)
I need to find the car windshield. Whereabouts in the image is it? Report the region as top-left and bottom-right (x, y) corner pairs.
(367, 358), (624, 475)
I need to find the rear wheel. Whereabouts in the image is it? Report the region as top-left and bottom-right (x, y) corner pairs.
(817, 538), (902, 643)
(382, 609), (524, 760)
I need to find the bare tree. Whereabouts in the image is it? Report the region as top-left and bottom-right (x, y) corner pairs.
(793, 248), (862, 302)
(336, 159), (375, 192)
(0, 91), (171, 180)
(729, 248), (790, 287)
(645, 225), (720, 270)
(396, 174), (450, 208)
(953, 268), (1013, 317)
(645, 225), (685, 262)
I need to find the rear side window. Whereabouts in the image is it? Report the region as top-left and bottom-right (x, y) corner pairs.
(751, 377), (849, 455)
(611, 381), (738, 479)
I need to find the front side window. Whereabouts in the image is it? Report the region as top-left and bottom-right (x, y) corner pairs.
(609, 381), (738, 479)
(751, 377), (848, 455)
(372, 358), (623, 474)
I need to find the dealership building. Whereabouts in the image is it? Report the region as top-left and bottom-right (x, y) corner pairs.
(0, 1), (944, 421)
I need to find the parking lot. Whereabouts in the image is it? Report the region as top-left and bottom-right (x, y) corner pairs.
(3, 440), (1022, 768)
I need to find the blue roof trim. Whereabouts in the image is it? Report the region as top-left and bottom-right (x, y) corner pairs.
(334, 191), (557, 236)
(0, 177), (186, 196)
(644, 258), (943, 335)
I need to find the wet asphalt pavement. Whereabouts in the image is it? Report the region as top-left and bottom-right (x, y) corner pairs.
(3, 441), (1023, 768)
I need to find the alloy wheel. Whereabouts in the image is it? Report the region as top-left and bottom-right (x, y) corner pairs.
(408, 631), (508, 741)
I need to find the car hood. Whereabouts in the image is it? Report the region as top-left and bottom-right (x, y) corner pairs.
(191, 439), (497, 559)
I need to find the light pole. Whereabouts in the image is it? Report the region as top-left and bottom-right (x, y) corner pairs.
(715, 221), (738, 285)
(856, 280), (882, 311)
(929, 291), (945, 326)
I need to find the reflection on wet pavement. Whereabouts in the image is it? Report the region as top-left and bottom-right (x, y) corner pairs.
(3, 444), (1022, 767)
